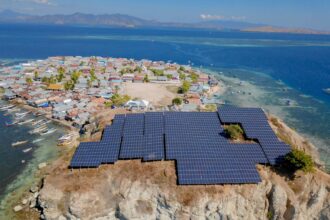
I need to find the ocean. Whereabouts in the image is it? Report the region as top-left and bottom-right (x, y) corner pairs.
(0, 24), (329, 209)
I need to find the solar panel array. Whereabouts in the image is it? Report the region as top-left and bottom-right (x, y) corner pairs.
(218, 106), (291, 165)
(70, 106), (291, 185)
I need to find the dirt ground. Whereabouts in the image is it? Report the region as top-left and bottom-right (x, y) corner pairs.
(123, 82), (179, 106)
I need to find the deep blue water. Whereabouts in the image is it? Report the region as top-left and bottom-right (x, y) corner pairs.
(0, 24), (329, 103)
(0, 24), (329, 198)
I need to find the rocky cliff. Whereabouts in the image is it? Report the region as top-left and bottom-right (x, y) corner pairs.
(22, 117), (330, 220)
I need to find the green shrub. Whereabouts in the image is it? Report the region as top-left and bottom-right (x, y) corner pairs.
(267, 211), (273, 220)
(179, 81), (191, 94)
(285, 149), (314, 172)
(111, 94), (131, 106)
(172, 97), (182, 106)
(224, 124), (244, 140)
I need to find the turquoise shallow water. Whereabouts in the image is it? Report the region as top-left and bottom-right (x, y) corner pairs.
(0, 104), (64, 216)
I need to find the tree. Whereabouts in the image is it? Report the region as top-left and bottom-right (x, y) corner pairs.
(111, 94), (131, 106)
(172, 97), (182, 106)
(56, 72), (65, 82)
(144, 74), (150, 83)
(285, 149), (314, 172)
(150, 69), (164, 76)
(25, 77), (33, 85)
(179, 66), (186, 72)
(49, 75), (57, 84)
(166, 74), (173, 80)
(90, 68), (97, 82)
(64, 80), (75, 91)
(71, 70), (81, 83)
(179, 81), (191, 94)
(134, 66), (142, 73)
(57, 66), (65, 75)
(179, 72), (186, 80)
(190, 72), (199, 83)
(34, 71), (39, 80)
(224, 124), (244, 140)
(42, 76), (49, 83)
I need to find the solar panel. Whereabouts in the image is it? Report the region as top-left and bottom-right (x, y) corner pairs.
(70, 106), (291, 185)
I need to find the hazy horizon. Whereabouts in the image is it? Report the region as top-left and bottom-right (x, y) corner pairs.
(0, 0), (329, 31)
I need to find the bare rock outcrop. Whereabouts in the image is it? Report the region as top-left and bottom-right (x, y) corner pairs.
(36, 160), (330, 220)
(33, 117), (329, 220)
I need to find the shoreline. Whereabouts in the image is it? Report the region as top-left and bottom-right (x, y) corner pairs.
(0, 58), (328, 219)
(0, 100), (75, 219)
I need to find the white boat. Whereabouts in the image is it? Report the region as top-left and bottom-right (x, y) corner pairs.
(32, 138), (44, 143)
(29, 125), (48, 134)
(15, 111), (30, 118)
(12, 140), (28, 147)
(58, 133), (74, 141)
(22, 148), (32, 153)
(40, 128), (57, 136)
(15, 114), (27, 120)
(18, 118), (34, 125)
(0, 105), (15, 111)
(7, 107), (20, 112)
(32, 119), (43, 126)
(323, 88), (330, 94)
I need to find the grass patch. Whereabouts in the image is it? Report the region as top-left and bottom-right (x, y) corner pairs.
(224, 124), (244, 140)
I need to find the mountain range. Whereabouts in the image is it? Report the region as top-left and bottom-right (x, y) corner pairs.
(0, 10), (328, 35)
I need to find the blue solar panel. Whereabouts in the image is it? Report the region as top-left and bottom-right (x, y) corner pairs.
(120, 135), (145, 159)
(218, 106), (291, 165)
(70, 106), (291, 185)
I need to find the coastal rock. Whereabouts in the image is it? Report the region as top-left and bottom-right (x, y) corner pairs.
(35, 118), (330, 220)
(30, 199), (37, 209)
(269, 184), (287, 219)
(38, 162), (47, 169)
(30, 185), (39, 193)
(13, 205), (23, 212)
(37, 161), (330, 220)
(22, 198), (28, 205)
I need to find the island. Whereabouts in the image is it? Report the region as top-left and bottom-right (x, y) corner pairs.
(0, 56), (329, 220)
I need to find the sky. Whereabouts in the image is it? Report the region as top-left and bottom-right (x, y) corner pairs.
(1, 0), (330, 31)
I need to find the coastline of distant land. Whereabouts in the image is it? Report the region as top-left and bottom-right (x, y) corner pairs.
(1, 9), (329, 35)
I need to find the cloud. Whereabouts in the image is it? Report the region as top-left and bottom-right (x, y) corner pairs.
(200, 14), (246, 21)
(13, 0), (56, 5)
(33, 0), (51, 4)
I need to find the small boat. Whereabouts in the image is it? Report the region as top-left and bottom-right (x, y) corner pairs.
(15, 114), (27, 120)
(5, 121), (18, 127)
(29, 125), (48, 134)
(32, 138), (44, 143)
(21, 160), (25, 164)
(0, 105), (15, 111)
(22, 148), (32, 153)
(40, 128), (57, 136)
(32, 119), (43, 126)
(58, 133), (74, 141)
(7, 107), (20, 112)
(15, 111), (31, 118)
(12, 140), (28, 147)
(33, 111), (45, 117)
(18, 118), (34, 125)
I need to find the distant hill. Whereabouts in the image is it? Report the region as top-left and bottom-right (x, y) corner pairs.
(0, 10), (329, 35)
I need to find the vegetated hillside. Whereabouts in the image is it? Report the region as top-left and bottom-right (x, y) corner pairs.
(1, 10), (329, 35)
(12, 115), (330, 220)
